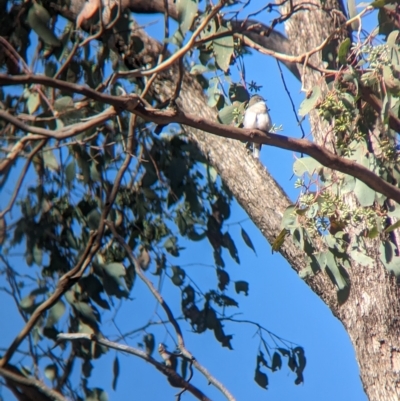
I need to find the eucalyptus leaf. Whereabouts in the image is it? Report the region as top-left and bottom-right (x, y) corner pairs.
(298, 86), (321, 116)
(293, 157), (322, 176)
(354, 179), (375, 207)
(177, 0), (198, 35)
(213, 26), (234, 72)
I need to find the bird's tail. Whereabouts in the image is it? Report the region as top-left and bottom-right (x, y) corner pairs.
(252, 143), (261, 159)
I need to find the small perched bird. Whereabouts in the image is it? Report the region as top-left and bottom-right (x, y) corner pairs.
(243, 95), (272, 159)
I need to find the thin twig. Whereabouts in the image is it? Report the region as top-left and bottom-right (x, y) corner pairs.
(0, 139), (46, 218)
(276, 60), (306, 139)
(112, 0), (227, 79)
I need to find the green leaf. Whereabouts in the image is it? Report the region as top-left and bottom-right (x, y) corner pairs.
(350, 250), (374, 267)
(383, 65), (400, 92)
(241, 227), (256, 254)
(112, 356), (119, 391)
(235, 280), (249, 296)
(54, 96), (74, 111)
(338, 38), (351, 64)
(43, 149), (59, 171)
(177, 0), (198, 34)
(272, 228), (288, 252)
(281, 205), (298, 230)
(181, 357), (188, 380)
(104, 262), (126, 280)
(73, 301), (99, 325)
(217, 269), (230, 291)
(46, 301), (66, 327)
(27, 3), (61, 47)
(27, 92), (40, 115)
(298, 86), (321, 116)
(294, 346), (306, 371)
(254, 366), (268, 389)
(354, 179), (375, 207)
(20, 294), (36, 312)
(222, 232), (240, 264)
(33, 244), (43, 266)
(103, 263), (129, 298)
(325, 251), (348, 291)
(137, 248), (151, 270)
(87, 209), (101, 230)
(271, 352), (282, 372)
(229, 84), (249, 103)
(90, 163), (101, 182)
(387, 29), (399, 48)
(171, 266), (185, 286)
(218, 103), (237, 125)
(385, 220), (400, 233)
(213, 26), (234, 72)
(143, 333), (155, 355)
(44, 364), (58, 381)
(190, 64), (210, 75)
(293, 157), (322, 176)
(65, 161), (76, 185)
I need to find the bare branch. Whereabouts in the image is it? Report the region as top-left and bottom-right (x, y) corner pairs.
(0, 139), (46, 218)
(57, 333), (213, 401)
(0, 365), (67, 401)
(0, 108), (117, 140)
(112, 0), (227, 79)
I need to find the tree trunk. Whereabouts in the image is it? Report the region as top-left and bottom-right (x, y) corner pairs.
(283, 0), (400, 399)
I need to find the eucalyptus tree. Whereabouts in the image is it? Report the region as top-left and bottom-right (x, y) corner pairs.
(0, 0), (400, 400)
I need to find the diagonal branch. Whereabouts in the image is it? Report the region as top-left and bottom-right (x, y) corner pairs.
(0, 365), (67, 401)
(57, 333), (213, 401)
(0, 231), (98, 367)
(0, 139), (46, 218)
(1, 74), (400, 203)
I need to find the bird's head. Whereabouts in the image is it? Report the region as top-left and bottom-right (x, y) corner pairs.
(247, 95), (265, 107)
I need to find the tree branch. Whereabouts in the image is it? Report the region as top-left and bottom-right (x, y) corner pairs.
(57, 333), (213, 401)
(0, 364), (67, 401)
(0, 231), (98, 367)
(0, 139), (46, 218)
(1, 73), (399, 204)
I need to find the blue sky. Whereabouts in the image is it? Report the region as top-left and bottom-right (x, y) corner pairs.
(0, 2), (374, 400)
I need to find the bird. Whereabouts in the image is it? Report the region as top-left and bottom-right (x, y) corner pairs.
(242, 95), (272, 159)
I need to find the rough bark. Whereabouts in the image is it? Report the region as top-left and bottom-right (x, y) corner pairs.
(283, 0), (400, 399)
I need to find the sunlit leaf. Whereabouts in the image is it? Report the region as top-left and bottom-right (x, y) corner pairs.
(298, 86), (321, 116)
(213, 26), (234, 72)
(44, 364), (58, 381)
